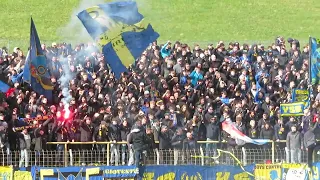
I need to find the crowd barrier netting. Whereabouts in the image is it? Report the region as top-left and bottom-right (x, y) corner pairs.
(0, 163), (319, 180)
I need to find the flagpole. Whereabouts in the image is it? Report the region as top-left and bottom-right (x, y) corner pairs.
(29, 17), (32, 85)
(309, 36), (312, 83)
(308, 35), (314, 125)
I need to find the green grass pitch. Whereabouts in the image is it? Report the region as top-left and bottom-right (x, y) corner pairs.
(0, 0), (319, 50)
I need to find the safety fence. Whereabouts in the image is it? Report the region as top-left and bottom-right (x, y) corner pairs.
(0, 140), (314, 167)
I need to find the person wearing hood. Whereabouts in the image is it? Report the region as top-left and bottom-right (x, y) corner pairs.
(128, 120), (148, 167)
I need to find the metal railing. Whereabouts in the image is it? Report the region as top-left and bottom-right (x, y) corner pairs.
(0, 140), (313, 167)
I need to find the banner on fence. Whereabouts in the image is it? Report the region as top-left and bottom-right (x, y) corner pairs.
(310, 162), (320, 180)
(140, 165), (255, 180)
(254, 164), (282, 180)
(32, 166), (138, 180)
(25, 163), (320, 180)
(14, 170), (32, 180)
(0, 166), (13, 180)
(31, 165), (254, 180)
(281, 163), (308, 180)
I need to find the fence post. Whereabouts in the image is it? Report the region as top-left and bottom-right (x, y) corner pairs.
(271, 141), (275, 164)
(200, 146), (204, 166)
(64, 143), (68, 167)
(106, 143), (110, 166)
(242, 147), (247, 166)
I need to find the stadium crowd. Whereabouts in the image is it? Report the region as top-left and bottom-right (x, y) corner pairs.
(0, 37), (319, 167)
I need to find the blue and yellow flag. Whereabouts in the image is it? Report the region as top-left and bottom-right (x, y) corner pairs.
(291, 88), (310, 109)
(77, 1), (159, 78)
(280, 102), (305, 116)
(310, 37), (320, 85)
(292, 89), (309, 102)
(29, 18), (53, 101)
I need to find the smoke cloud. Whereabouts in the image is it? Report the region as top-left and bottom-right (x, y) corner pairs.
(57, 0), (107, 110)
(58, 55), (74, 111)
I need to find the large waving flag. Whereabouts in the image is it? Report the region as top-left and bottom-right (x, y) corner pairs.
(222, 118), (269, 145)
(77, 1), (159, 78)
(310, 37), (320, 85)
(29, 18), (53, 101)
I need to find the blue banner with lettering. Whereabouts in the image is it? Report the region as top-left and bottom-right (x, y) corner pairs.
(25, 163), (320, 180)
(31, 166), (138, 180)
(30, 165), (254, 180)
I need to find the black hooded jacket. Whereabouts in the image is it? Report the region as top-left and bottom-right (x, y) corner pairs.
(128, 126), (148, 151)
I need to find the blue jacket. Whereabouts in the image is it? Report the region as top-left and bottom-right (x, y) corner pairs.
(189, 70), (203, 86)
(161, 42), (171, 58)
(220, 97), (231, 105)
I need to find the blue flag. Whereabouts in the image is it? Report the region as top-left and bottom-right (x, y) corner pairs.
(310, 37), (320, 85)
(23, 50), (31, 83)
(0, 80), (10, 93)
(29, 18), (53, 101)
(77, 1), (159, 78)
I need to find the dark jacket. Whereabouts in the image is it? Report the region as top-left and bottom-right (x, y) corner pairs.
(158, 129), (173, 149)
(205, 122), (220, 140)
(146, 133), (156, 151)
(183, 138), (198, 150)
(274, 123), (287, 140)
(120, 125), (131, 141)
(170, 133), (185, 149)
(108, 124), (121, 142)
(53, 122), (69, 142)
(80, 122), (94, 142)
(260, 127), (274, 140)
(33, 128), (47, 151)
(18, 132), (31, 150)
(93, 126), (109, 142)
(128, 127), (148, 151)
(247, 126), (259, 139)
(304, 122), (318, 148)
